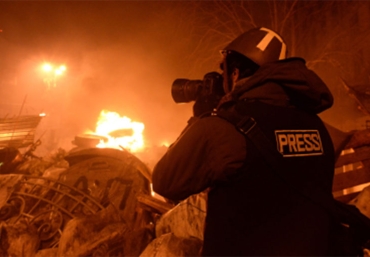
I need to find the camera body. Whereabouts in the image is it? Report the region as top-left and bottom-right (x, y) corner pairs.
(171, 71), (224, 104)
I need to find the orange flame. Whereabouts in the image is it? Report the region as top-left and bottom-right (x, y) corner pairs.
(88, 110), (145, 152)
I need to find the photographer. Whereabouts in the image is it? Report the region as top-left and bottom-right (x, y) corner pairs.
(152, 27), (336, 256)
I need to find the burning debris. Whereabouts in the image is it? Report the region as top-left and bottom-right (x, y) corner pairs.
(84, 110), (145, 152)
(2, 110), (370, 257)
(0, 111), (172, 256)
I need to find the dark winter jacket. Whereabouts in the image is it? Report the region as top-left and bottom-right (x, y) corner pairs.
(152, 58), (336, 256)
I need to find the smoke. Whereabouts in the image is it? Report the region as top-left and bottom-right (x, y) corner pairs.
(0, 2), (198, 156)
(1, 1), (368, 167)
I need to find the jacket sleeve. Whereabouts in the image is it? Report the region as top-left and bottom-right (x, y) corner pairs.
(152, 116), (247, 201)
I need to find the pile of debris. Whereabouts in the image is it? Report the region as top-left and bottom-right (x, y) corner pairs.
(0, 146), (163, 256)
(0, 113), (205, 256)
(2, 114), (370, 256)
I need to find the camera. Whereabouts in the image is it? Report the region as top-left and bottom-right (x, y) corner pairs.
(171, 72), (224, 103)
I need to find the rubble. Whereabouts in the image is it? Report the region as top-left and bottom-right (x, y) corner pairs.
(139, 232), (203, 257)
(0, 146), (157, 256)
(0, 114), (370, 256)
(140, 192), (206, 257)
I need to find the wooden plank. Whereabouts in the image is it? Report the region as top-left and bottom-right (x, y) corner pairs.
(335, 145), (370, 167)
(346, 129), (370, 149)
(332, 162), (370, 192)
(0, 115), (42, 148)
(332, 128), (370, 203)
(334, 192), (360, 203)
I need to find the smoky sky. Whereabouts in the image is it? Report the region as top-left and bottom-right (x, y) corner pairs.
(1, 1), (369, 156)
(0, 1), (208, 153)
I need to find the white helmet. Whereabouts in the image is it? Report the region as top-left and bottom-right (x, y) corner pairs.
(222, 27), (287, 66)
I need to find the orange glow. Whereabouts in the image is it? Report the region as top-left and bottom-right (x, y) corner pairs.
(55, 65), (66, 76)
(40, 63), (67, 88)
(161, 141), (171, 147)
(88, 110), (145, 152)
(42, 63), (53, 72)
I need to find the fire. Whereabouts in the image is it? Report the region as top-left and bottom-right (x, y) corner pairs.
(89, 110), (145, 152)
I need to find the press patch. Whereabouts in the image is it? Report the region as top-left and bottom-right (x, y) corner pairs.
(275, 130), (323, 157)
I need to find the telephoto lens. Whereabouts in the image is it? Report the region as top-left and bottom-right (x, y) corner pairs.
(171, 79), (203, 103)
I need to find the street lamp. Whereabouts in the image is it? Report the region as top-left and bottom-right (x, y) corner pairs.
(41, 63), (67, 89)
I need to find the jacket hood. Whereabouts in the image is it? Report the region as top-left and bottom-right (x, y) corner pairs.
(227, 57), (334, 114)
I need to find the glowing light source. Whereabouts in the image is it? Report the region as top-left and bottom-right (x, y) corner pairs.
(55, 65), (66, 76)
(161, 141), (170, 147)
(40, 62), (67, 88)
(87, 110), (145, 152)
(42, 63), (53, 72)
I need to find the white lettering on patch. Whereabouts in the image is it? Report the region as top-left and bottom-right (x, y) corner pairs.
(275, 130), (323, 157)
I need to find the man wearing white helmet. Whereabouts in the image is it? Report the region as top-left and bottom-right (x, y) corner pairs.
(153, 27), (337, 256)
